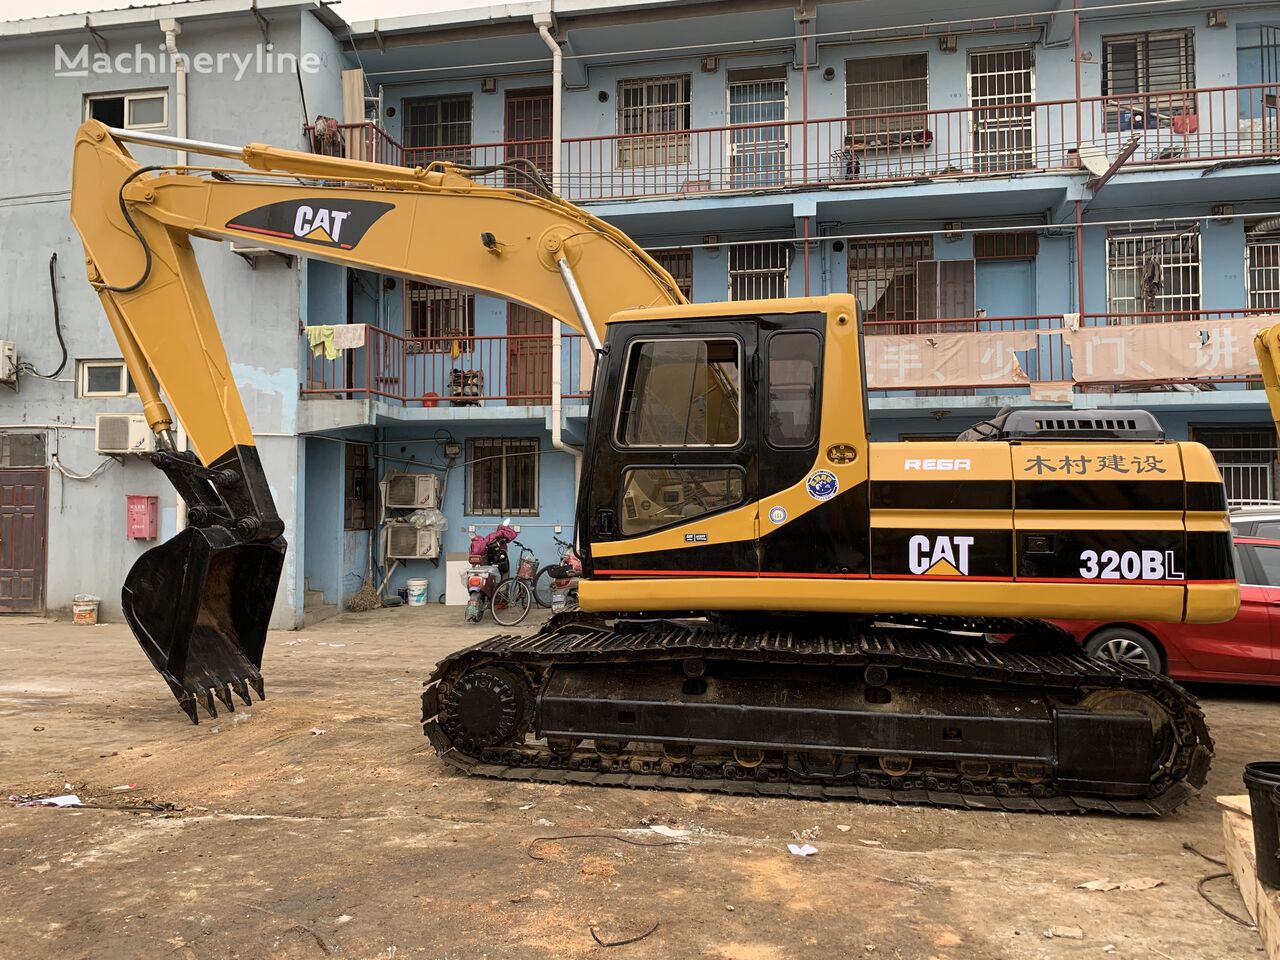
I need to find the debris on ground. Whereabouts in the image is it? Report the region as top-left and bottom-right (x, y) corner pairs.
(836, 824), (852, 832)
(518, 802), (536, 811)
(1077, 877), (1164, 892)
(792, 825), (821, 841)
(1043, 926), (1084, 939)
(858, 839), (883, 847)
(589, 920), (659, 947)
(649, 825), (690, 838)
(787, 843), (819, 857)
(310, 728), (327, 736)
(110, 784), (135, 792)
(10, 794), (82, 808)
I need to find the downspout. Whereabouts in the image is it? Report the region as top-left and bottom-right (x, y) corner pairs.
(162, 18), (189, 532)
(534, 12), (583, 501)
(534, 13), (562, 194)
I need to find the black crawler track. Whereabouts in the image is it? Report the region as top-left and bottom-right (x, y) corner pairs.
(422, 614), (1213, 815)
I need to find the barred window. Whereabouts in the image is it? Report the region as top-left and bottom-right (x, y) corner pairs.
(1102, 30), (1195, 95)
(649, 248), (693, 300)
(728, 242), (789, 300)
(1247, 226), (1280, 310)
(402, 95), (472, 163)
(848, 235), (934, 330)
(618, 75), (691, 168)
(1106, 230), (1200, 320)
(466, 438), (538, 515)
(405, 282), (475, 350)
(845, 54), (928, 139)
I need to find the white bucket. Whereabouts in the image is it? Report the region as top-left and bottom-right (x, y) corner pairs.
(406, 578), (430, 606)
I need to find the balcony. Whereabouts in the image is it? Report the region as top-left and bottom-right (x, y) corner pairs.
(311, 82), (1280, 202)
(862, 308), (1272, 396)
(302, 326), (590, 409)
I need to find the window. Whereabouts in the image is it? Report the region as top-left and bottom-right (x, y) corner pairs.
(466, 437), (538, 515)
(845, 54), (928, 141)
(617, 75), (691, 167)
(1103, 30), (1195, 96)
(650, 248), (693, 300)
(617, 339), (741, 447)
(1106, 230), (1200, 320)
(1247, 225), (1280, 310)
(77, 360), (136, 398)
(767, 332), (820, 447)
(85, 90), (168, 130)
(620, 467), (745, 536)
(402, 95), (472, 163)
(1102, 31), (1195, 131)
(0, 432), (46, 468)
(1248, 544), (1280, 587)
(344, 443), (373, 531)
(728, 66), (788, 188)
(1191, 425), (1277, 502)
(405, 282), (475, 349)
(916, 259), (976, 323)
(729, 242), (790, 300)
(974, 232), (1039, 260)
(848, 235), (934, 331)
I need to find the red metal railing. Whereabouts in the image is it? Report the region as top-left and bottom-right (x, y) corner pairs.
(307, 82), (1279, 201)
(303, 325), (590, 406)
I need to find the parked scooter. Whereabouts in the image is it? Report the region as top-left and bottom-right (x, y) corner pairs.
(461, 520), (531, 625)
(535, 535), (582, 613)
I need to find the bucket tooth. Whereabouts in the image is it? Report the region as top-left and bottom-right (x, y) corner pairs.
(232, 677), (252, 706)
(214, 685), (234, 711)
(178, 696), (200, 725)
(251, 675), (265, 701)
(203, 688), (218, 719)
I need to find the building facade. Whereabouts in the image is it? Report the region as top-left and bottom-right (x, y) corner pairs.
(3, 0), (1279, 623)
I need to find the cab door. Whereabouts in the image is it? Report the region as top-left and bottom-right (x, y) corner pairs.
(582, 320), (759, 577)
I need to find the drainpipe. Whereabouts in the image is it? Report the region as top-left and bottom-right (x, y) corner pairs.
(162, 18), (189, 532)
(534, 12), (562, 193)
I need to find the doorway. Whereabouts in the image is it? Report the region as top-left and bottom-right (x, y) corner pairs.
(0, 468), (49, 614)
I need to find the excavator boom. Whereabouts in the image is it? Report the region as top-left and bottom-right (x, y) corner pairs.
(70, 120), (683, 721)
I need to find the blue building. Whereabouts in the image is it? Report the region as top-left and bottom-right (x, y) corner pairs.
(3, 0), (1279, 625)
(294, 0), (1280, 613)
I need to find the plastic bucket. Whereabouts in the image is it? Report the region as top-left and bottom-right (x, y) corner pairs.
(1242, 761), (1280, 887)
(406, 578), (429, 607)
(72, 594), (100, 626)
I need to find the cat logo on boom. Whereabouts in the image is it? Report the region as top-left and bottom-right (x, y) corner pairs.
(225, 198), (395, 251)
(908, 534), (975, 576)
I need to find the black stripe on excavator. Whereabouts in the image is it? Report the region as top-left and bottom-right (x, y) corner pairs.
(1186, 481), (1229, 512)
(759, 482), (870, 575)
(1185, 529), (1237, 581)
(870, 480), (1012, 510)
(1014, 529), (1234, 582)
(1015, 479), (1185, 511)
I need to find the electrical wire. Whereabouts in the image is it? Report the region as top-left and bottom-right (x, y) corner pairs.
(51, 453), (114, 482)
(1181, 842), (1257, 929)
(16, 253), (68, 380)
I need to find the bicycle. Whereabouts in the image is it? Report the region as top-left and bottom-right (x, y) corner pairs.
(489, 540), (537, 626)
(534, 535), (581, 609)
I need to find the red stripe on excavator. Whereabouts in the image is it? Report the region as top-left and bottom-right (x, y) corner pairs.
(227, 224), (293, 239)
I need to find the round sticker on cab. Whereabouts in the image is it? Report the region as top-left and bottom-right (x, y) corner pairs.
(806, 469), (839, 501)
(768, 505), (788, 524)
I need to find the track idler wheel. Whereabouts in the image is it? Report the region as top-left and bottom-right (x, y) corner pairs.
(439, 666), (532, 755)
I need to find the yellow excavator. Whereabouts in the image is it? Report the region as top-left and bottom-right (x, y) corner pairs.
(73, 119), (1263, 814)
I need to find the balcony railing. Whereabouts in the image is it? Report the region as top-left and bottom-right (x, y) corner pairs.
(310, 82), (1280, 201)
(302, 325), (590, 407)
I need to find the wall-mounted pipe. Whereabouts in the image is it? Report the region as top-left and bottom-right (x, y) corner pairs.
(534, 13), (562, 193)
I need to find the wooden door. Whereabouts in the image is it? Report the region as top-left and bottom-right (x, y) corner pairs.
(0, 468), (48, 614)
(507, 304), (552, 404)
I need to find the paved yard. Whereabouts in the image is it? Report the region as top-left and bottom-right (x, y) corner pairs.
(0, 605), (1274, 960)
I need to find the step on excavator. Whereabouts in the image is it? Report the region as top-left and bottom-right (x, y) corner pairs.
(72, 119), (1269, 814)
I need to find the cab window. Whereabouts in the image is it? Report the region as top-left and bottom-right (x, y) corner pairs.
(617, 338), (741, 447)
(620, 467), (745, 536)
(767, 331), (820, 447)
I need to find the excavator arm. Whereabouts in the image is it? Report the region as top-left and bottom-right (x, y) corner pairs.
(70, 119), (683, 721)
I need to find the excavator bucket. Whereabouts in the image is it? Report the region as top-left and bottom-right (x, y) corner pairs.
(122, 525), (286, 723)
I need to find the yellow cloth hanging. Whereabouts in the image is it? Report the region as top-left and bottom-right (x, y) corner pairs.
(306, 325), (338, 360)
(451, 338), (461, 360)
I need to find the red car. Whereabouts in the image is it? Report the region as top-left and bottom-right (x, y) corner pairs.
(1054, 535), (1280, 685)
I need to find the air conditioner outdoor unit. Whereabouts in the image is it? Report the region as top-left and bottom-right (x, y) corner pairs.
(0, 340), (16, 385)
(384, 522), (441, 561)
(385, 471), (440, 509)
(95, 413), (156, 455)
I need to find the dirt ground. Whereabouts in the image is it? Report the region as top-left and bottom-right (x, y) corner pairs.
(0, 606), (1275, 960)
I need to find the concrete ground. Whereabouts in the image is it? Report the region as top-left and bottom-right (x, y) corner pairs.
(0, 606), (1275, 960)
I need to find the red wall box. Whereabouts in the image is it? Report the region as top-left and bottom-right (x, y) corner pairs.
(126, 495), (158, 540)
